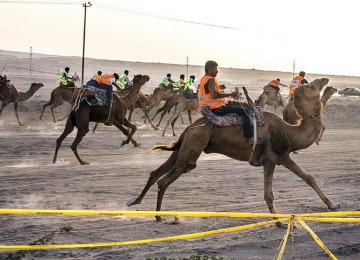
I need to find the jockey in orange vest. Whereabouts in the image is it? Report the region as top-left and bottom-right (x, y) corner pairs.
(86, 72), (121, 106)
(198, 60), (256, 143)
(289, 71), (308, 97)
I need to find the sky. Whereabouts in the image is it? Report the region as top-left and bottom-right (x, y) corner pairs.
(1, 0), (360, 76)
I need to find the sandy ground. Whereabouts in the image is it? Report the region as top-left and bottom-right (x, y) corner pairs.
(1, 50), (360, 260)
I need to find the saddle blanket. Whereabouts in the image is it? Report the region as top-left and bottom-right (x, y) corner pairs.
(200, 106), (266, 127)
(81, 85), (108, 107)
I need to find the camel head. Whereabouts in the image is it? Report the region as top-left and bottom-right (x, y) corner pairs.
(321, 86), (337, 106)
(293, 78), (329, 119)
(132, 74), (150, 89)
(31, 82), (44, 91)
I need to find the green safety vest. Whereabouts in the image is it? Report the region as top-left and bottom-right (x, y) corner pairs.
(160, 77), (171, 87)
(173, 78), (183, 91)
(117, 73), (127, 89)
(184, 78), (194, 91)
(59, 70), (68, 85)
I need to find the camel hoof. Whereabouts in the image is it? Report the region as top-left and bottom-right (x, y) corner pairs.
(328, 203), (340, 210)
(134, 143), (141, 147)
(276, 221), (288, 229)
(316, 140), (320, 146)
(126, 197), (137, 207)
(120, 141), (125, 147)
(155, 216), (163, 222)
(154, 127), (159, 131)
(81, 162), (90, 165)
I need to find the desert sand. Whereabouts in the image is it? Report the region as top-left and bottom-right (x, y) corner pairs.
(0, 49), (360, 260)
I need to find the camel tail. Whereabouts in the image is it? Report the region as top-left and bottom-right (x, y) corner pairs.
(151, 127), (187, 152)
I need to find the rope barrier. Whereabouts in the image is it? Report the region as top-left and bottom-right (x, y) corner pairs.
(0, 208), (359, 259)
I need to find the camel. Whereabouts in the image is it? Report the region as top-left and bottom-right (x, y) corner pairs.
(162, 95), (198, 136)
(53, 74), (150, 165)
(255, 85), (287, 114)
(0, 82), (44, 125)
(39, 76), (80, 122)
(151, 90), (189, 128)
(127, 86), (168, 130)
(283, 86), (337, 145)
(127, 78), (339, 225)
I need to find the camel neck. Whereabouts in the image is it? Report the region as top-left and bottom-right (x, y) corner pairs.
(288, 117), (322, 152)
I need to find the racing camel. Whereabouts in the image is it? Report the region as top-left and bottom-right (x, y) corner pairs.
(39, 74), (80, 122)
(0, 81), (44, 125)
(127, 78), (339, 226)
(53, 74), (150, 165)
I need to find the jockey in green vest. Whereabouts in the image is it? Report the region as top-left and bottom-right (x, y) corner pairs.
(159, 73), (175, 89)
(59, 67), (72, 87)
(173, 74), (185, 92)
(116, 70), (133, 90)
(184, 75), (195, 92)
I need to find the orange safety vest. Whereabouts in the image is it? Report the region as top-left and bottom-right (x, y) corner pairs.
(95, 74), (115, 86)
(268, 79), (280, 87)
(289, 75), (303, 95)
(198, 75), (225, 110)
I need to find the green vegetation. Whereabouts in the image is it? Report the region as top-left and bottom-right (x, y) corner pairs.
(5, 226), (73, 260)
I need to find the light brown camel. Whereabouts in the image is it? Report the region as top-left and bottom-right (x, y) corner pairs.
(283, 86), (337, 145)
(151, 90), (189, 127)
(255, 85), (287, 114)
(53, 74), (150, 165)
(128, 86), (169, 130)
(127, 78), (339, 225)
(162, 96), (198, 136)
(0, 82), (44, 125)
(39, 77), (80, 123)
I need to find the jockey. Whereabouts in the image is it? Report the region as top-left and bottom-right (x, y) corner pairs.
(184, 75), (195, 92)
(289, 71), (308, 99)
(173, 74), (185, 93)
(266, 78), (288, 100)
(93, 73), (121, 106)
(59, 67), (73, 87)
(159, 73), (175, 89)
(117, 70), (133, 90)
(198, 60), (257, 144)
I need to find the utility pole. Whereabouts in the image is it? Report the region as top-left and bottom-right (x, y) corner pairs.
(30, 46), (32, 77)
(186, 57), (188, 78)
(292, 61), (295, 78)
(81, 2), (92, 86)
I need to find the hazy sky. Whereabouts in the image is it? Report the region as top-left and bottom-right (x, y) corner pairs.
(1, 0), (360, 76)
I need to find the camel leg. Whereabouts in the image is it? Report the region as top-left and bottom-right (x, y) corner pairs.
(180, 113), (184, 124)
(115, 124), (140, 147)
(316, 123), (326, 145)
(71, 127), (90, 165)
(280, 155), (339, 210)
(119, 118), (137, 147)
(53, 113), (76, 163)
(127, 149), (179, 208)
(142, 107), (158, 130)
(39, 100), (53, 120)
(155, 134), (206, 221)
(93, 122), (99, 133)
(13, 102), (24, 126)
(162, 103), (186, 136)
(156, 109), (168, 128)
(0, 102), (8, 117)
(58, 103), (74, 122)
(171, 115), (180, 136)
(187, 109), (192, 124)
(151, 107), (164, 122)
(128, 108), (134, 122)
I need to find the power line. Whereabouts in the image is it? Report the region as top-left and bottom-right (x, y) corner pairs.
(94, 3), (246, 31)
(0, 0), (82, 4)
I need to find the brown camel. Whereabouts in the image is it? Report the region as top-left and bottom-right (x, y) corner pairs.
(162, 96), (198, 136)
(151, 90), (189, 127)
(0, 82), (44, 125)
(53, 74), (150, 165)
(128, 86), (169, 130)
(127, 78), (339, 225)
(283, 86), (337, 145)
(39, 77), (80, 123)
(255, 85), (287, 114)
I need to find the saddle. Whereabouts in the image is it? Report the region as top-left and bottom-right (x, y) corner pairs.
(200, 106), (266, 127)
(78, 85), (109, 108)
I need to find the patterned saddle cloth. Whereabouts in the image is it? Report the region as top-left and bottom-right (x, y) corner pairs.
(81, 86), (108, 107)
(200, 106), (266, 127)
